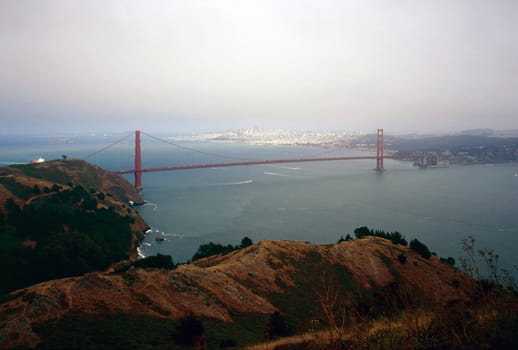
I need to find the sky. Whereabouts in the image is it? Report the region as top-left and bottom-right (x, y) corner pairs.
(1, 0), (517, 135)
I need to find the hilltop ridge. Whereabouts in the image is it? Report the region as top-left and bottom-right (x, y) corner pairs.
(0, 159), (143, 206)
(0, 237), (476, 349)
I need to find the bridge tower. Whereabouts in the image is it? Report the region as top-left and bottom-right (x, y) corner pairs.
(134, 130), (143, 191)
(376, 128), (384, 171)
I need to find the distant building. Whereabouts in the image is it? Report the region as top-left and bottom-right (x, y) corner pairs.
(29, 157), (45, 164)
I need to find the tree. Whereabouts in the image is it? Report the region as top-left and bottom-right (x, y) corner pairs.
(32, 184), (41, 195)
(173, 314), (205, 348)
(240, 236), (253, 248)
(410, 239), (431, 259)
(81, 197), (97, 210)
(70, 184), (88, 203)
(354, 226), (370, 239)
(440, 257), (455, 266)
(192, 242), (235, 261)
(134, 254), (174, 269)
(265, 311), (291, 340)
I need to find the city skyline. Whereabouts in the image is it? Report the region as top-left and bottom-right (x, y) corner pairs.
(1, 0), (518, 134)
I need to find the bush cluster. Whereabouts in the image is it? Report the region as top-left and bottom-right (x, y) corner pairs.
(353, 226), (408, 246)
(134, 254), (174, 269)
(409, 238), (432, 259)
(192, 237), (253, 261)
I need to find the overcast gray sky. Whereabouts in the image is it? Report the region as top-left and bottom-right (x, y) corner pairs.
(1, 0), (517, 134)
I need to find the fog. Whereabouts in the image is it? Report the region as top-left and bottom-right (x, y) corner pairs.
(1, 0), (517, 134)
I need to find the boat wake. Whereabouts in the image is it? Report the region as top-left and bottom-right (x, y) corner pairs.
(209, 180), (254, 186)
(277, 207), (309, 211)
(263, 164), (301, 170)
(162, 232), (186, 238)
(224, 180), (254, 185)
(143, 202), (159, 211)
(264, 172), (295, 177)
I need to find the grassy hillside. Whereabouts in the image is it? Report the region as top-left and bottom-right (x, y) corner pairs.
(2, 237), (514, 349)
(1, 159), (143, 204)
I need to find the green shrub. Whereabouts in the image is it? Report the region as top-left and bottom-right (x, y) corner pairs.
(265, 311), (291, 340)
(173, 314), (205, 347)
(352, 226), (408, 246)
(440, 257), (455, 266)
(240, 236), (253, 248)
(32, 184), (41, 195)
(192, 237), (254, 261)
(219, 338), (237, 348)
(134, 254), (174, 269)
(337, 234), (353, 243)
(410, 239), (432, 259)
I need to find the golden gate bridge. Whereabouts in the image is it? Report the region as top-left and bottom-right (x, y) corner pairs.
(85, 129), (389, 191)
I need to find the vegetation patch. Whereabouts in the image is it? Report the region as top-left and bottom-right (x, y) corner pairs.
(0, 184), (134, 294)
(33, 312), (183, 350)
(192, 236), (253, 261)
(269, 251), (358, 336)
(203, 313), (269, 349)
(0, 177), (32, 199)
(134, 254), (175, 269)
(409, 238), (432, 259)
(10, 164), (72, 185)
(353, 226), (408, 246)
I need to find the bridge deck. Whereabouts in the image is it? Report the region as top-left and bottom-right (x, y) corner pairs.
(113, 155), (394, 174)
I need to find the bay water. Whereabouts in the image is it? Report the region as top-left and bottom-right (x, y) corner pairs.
(2, 137), (517, 278)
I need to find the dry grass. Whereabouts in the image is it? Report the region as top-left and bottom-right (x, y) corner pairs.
(0, 238), (488, 349)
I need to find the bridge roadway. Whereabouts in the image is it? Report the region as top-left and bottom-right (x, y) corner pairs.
(112, 155), (396, 175)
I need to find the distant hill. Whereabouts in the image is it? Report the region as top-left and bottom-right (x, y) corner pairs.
(354, 133), (518, 164)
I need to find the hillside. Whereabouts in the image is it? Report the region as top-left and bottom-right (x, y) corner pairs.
(0, 237), (483, 349)
(0, 159), (149, 295)
(0, 160), (515, 349)
(0, 159), (143, 206)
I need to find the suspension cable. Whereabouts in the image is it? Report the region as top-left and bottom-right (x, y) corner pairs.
(140, 131), (245, 161)
(82, 131), (134, 160)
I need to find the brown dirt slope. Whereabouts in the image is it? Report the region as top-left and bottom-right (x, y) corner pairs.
(0, 238), (474, 349)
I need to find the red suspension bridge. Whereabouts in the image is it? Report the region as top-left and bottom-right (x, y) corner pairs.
(85, 129), (390, 191)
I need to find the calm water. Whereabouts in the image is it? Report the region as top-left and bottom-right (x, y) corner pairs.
(2, 137), (517, 276)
